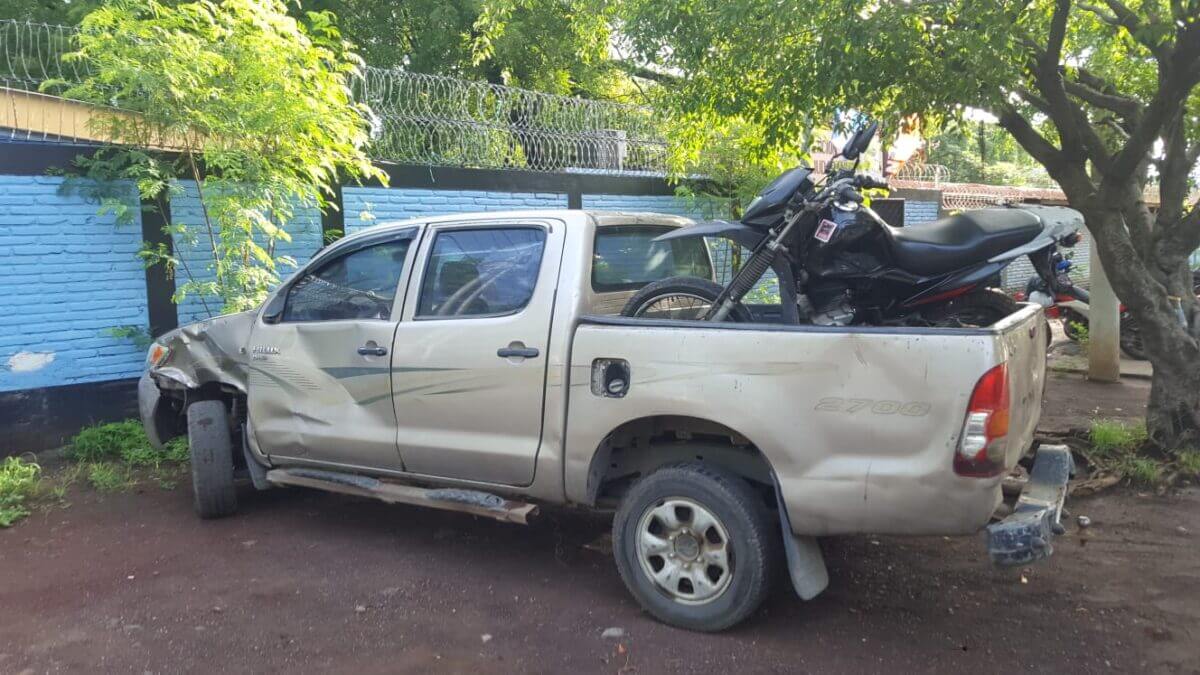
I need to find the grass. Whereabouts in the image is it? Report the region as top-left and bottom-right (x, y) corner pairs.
(1085, 419), (1200, 488)
(1089, 419), (1148, 457)
(86, 462), (137, 492)
(0, 456), (42, 527)
(69, 420), (188, 469)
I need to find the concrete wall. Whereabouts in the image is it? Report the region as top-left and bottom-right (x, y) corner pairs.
(0, 176), (148, 393)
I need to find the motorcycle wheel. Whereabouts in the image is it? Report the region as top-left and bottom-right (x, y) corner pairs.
(1059, 307), (1089, 342)
(620, 277), (753, 322)
(1119, 313), (1147, 360)
(922, 289), (1020, 328)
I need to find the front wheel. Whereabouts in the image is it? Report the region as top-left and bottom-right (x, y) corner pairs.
(186, 400), (238, 519)
(620, 277), (753, 322)
(612, 462), (778, 632)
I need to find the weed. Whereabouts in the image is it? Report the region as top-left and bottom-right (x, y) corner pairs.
(68, 420), (188, 471)
(87, 462), (136, 492)
(1089, 419), (1147, 456)
(1125, 458), (1162, 486)
(0, 456), (41, 527)
(1175, 450), (1200, 476)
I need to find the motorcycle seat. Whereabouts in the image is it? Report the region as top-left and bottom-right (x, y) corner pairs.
(883, 208), (1043, 276)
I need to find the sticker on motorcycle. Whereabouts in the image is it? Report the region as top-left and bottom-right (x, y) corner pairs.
(814, 218), (839, 243)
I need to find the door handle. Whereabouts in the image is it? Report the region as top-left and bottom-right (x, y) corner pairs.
(497, 345), (539, 359)
(358, 344), (388, 356)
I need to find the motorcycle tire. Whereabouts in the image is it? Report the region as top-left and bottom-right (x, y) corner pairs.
(1059, 307), (1089, 342)
(621, 277), (753, 322)
(922, 289), (1020, 328)
(1119, 313), (1147, 360)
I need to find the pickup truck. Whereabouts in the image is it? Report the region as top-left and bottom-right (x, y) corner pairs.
(139, 209), (1070, 631)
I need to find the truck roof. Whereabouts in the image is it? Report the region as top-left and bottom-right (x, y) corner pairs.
(340, 209), (697, 245)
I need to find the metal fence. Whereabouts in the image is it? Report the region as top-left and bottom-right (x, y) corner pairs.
(0, 19), (669, 173)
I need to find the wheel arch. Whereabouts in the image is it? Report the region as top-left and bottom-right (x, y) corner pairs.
(582, 414), (779, 508)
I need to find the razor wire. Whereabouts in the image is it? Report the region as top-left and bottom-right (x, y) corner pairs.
(0, 18), (669, 173)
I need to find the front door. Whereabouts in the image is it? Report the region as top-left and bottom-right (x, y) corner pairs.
(391, 219), (564, 485)
(247, 227), (420, 471)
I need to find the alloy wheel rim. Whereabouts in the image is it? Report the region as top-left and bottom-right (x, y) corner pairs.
(635, 497), (733, 605)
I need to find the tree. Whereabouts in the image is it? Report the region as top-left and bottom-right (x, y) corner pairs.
(619, 0), (1200, 450)
(53, 0), (383, 314)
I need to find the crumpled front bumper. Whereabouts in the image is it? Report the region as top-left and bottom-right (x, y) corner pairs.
(986, 444), (1074, 567)
(137, 371), (166, 450)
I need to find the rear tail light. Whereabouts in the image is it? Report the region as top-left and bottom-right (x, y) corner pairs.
(955, 363), (1010, 477)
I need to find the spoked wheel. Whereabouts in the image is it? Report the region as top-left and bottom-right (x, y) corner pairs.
(922, 289), (1020, 328)
(621, 277), (753, 322)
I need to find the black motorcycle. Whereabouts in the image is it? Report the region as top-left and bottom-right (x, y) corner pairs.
(621, 121), (1084, 328)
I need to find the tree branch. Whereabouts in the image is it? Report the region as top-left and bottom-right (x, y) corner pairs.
(995, 105), (1067, 173)
(1108, 20), (1200, 179)
(1062, 75), (1141, 121)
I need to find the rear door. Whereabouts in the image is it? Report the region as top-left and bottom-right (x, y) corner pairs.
(247, 227), (420, 471)
(390, 219), (565, 485)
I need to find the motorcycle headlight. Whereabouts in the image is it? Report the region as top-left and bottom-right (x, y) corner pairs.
(146, 342), (171, 369)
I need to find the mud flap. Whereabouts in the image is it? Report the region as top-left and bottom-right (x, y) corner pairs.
(241, 425), (272, 491)
(773, 474), (829, 600)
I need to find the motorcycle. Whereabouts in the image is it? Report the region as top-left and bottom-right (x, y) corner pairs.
(621, 121), (1084, 328)
(1024, 251), (1200, 360)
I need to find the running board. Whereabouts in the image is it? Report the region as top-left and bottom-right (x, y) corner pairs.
(265, 468), (539, 525)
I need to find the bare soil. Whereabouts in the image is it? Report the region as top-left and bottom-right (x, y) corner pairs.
(2, 373), (1197, 674)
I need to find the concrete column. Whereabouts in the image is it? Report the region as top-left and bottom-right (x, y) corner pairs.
(1088, 230), (1121, 382)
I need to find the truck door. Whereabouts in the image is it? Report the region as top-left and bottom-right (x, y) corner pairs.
(247, 227), (420, 471)
(391, 219), (565, 485)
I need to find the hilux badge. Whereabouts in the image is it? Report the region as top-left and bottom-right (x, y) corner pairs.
(251, 345), (280, 355)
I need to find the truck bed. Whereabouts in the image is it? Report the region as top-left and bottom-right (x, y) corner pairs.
(563, 304), (1047, 536)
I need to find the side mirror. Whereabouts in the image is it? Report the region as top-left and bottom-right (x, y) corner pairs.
(261, 291), (286, 324)
(841, 120), (878, 161)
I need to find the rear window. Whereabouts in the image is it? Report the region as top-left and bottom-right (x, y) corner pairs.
(592, 225), (713, 292)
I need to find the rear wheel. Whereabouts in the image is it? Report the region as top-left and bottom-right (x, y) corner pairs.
(187, 400), (238, 519)
(621, 277), (753, 322)
(1119, 313), (1147, 360)
(612, 462), (777, 632)
(923, 289), (1020, 328)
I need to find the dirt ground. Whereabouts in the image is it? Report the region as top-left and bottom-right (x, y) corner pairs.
(2, 373), (1198, 675)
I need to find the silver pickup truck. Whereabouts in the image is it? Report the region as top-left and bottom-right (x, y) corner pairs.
(140, 209), (1069, 631)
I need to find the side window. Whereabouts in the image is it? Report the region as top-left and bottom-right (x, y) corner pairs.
(416, 227), (547, 318)
(283, 237), (412, 322)
(591, 225), (713, 292)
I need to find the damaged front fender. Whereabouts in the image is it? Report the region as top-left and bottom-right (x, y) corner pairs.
(149, 310), (256, 394)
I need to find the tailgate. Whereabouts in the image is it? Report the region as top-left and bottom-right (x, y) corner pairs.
(993, 304), (1048, 468)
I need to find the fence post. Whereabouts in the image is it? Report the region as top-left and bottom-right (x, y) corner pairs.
(141, 193), (178, 338)
(321, 183), (345, 242)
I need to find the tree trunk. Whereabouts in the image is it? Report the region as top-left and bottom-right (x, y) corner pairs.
(1075, 198), (1200, 451)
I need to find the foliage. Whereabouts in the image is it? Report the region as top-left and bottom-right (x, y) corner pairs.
(105, 325), (154, 350)
(0, 456), (41, 527)
(68, 419), (187, 468)
(925, 122), (1056, 187)
(86, 462), (137, 492)
(617, 0), (1200, 449)
(51, 0), (384, 314)
(1089, 419), (1148, 456)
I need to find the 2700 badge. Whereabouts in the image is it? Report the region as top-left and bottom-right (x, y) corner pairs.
(814, 397), (931, 416)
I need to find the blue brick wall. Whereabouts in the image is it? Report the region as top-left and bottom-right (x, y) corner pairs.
(343, 188), (568, 233)
(170, 181), (324, 325)
(0, 176), (148, 392)
(904, 200), (940, 224)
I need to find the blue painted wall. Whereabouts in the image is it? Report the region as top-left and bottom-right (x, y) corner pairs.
(904, 200), (940, 224)
(0, 176), (148, 392)
(343, 188), (568, 233)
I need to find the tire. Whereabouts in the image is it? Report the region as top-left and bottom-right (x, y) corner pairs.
(1060, 307), (1089, 342)
(186, 400), (238, 519)
(923, 289), (1020, 328)
(1119, 312), (1147, 360)
(620, 277), (753, 322)
(612, 462), (777, 632)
